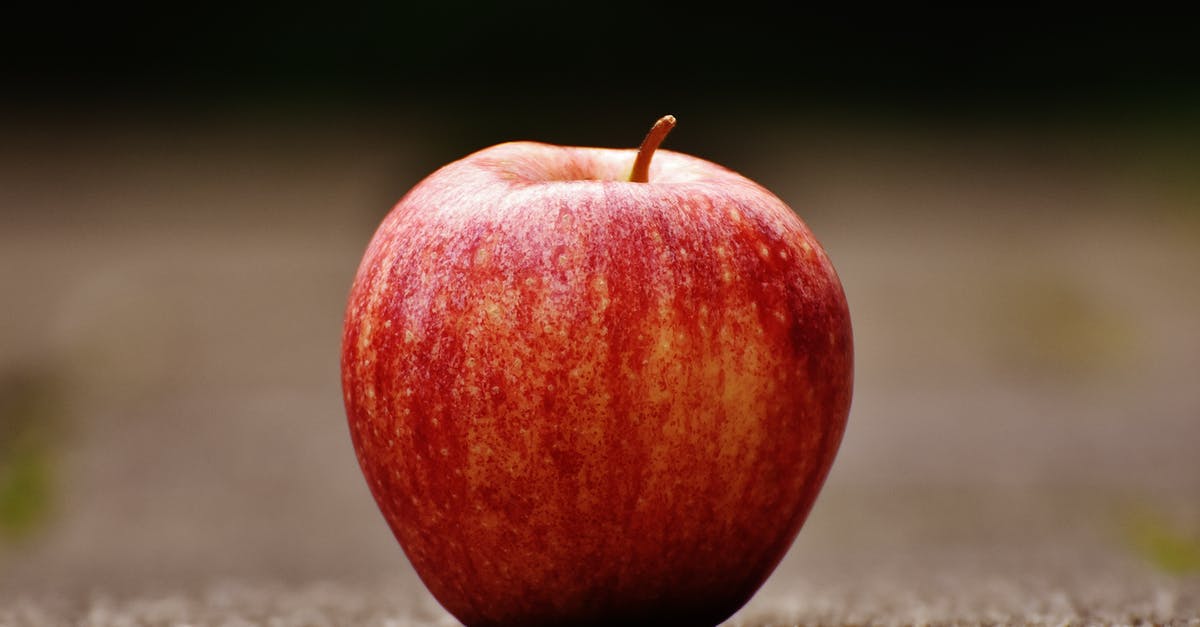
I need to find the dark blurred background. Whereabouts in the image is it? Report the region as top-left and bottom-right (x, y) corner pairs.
(1, 5), (1198, 623)
(5, 6), (1198, 144)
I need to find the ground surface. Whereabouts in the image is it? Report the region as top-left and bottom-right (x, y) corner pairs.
(1, 111), (1198, 625)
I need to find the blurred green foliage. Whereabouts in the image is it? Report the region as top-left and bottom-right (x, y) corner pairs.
(1125, 507), (1200, 575)
(991, 276), (1138, 381)
(0, 370), (61, 542)
(0, 449), (52, 540)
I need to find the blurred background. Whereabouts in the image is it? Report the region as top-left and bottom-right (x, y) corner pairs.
(1, 5), (1198, 623)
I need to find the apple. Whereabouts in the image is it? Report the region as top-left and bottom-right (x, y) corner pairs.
(341, 116), (853, 626)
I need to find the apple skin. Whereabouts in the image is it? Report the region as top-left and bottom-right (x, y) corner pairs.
(341, 139), (853, 626)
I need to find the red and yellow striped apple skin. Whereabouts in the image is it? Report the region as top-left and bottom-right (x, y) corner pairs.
(341, 143), (853, 626)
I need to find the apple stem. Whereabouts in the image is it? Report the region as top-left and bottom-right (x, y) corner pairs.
(629, 115), (676, 183)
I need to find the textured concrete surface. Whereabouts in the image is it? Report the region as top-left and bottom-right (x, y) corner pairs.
(1, 112), (1198, 624)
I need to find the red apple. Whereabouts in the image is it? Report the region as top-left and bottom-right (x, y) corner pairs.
(341, 116), (853, 626)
